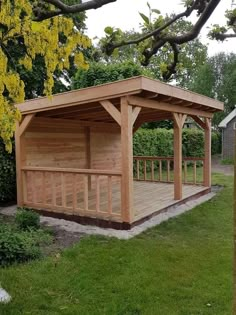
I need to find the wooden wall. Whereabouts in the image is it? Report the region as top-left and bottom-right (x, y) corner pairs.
(23, 117), (121, 171)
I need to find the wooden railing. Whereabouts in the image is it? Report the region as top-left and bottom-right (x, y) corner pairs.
(133, 156), (204, 185)
(21, 166), (122, 220)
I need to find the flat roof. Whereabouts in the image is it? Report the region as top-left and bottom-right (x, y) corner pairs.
(17, 76), (224, 116)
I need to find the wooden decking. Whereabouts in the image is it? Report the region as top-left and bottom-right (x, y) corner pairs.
(133, 181), (208, 222)
(24, 177), (208, 226)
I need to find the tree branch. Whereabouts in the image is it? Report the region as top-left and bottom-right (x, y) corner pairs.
(34, 0), (117, 21)
(104, 0), (199, 54)
(214, 33), (236, 40)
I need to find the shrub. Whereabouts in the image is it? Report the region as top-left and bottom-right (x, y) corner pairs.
(15, 208), (40, 231)
(211, 131), (221, 155)
(73, 61), (154, 89)
(0, 139), (16, 203)
(0, 225), (41, 266)
(133, 128), (221, 158)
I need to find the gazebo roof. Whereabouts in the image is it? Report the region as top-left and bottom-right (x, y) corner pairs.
(17, 76), (223, 123)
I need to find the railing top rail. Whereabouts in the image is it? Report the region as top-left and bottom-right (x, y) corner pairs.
(133, 156), (174, 161)
(133, 156), (204, 161)
(22, 166), (122, 176)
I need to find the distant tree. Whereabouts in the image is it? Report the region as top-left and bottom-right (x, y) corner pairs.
(189, 52), (236, 128)
(94, 17), (208, 87)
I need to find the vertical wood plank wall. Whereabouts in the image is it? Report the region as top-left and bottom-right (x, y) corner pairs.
(24, 117), (121, 171)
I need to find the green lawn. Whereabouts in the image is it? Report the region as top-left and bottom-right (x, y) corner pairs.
(0, 173), (233, 315)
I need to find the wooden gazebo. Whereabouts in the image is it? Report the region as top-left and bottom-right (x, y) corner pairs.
(15, 76), (223, 229)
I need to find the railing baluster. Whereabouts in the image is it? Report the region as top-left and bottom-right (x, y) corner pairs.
(137, 160), (140, 180)
(32, 171), (36, 204)
(61, 173), (66, 207)
(108, 176), (112, 215)
(84, 174), (88, 211)
(193, 161), (197, 184)
(183, 161), (187, 184)
(72, 174), (77, 211)
(95, 175), (100, 212)
(144, 160), (147, 180)
(151, 161), (154, 181)
(167, 160), (170, 182)
(52, 172), (56, 206)
(159, 160), (162, 181)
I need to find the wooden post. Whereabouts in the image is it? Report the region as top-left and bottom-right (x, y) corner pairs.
(120, 97), (134, 223)
(15, 114), (35, 206)
(173, 113), (186, 200)
(15, 122), (23, 206)
(203, 118), (211, 187)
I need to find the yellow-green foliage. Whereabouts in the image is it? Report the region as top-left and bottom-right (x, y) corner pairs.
(0, 0), (91, 152)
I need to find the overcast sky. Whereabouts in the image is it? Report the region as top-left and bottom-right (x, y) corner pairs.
(85, 0), (235, 56)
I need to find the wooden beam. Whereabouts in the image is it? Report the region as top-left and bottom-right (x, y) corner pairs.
(203, 118), (211, 187)
(19, 114), (35, 136)
(128, 96), (213, 118)
(173, 113), (186, 200)
(190, 115), (206, 129)
(100, 100), (121, 126)
(132, 106), (141, 125)
(121, 97), (134, 223)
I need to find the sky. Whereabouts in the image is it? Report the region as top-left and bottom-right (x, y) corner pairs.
(85, 0), (235, 56)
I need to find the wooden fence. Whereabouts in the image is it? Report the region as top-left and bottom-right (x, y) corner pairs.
(133, 156), (204, 185)
(21, 166), (122, 220)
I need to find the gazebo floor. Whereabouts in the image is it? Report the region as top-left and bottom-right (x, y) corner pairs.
(29, 181), (210, 229)
(133, 181), (209, 223)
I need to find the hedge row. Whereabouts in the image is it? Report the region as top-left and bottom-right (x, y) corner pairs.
(0, 139), (16, 204)
(133, 128), (221, 157)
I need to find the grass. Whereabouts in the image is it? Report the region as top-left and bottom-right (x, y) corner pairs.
(0, 173), (233, 315)
(221, 158), (234, 165)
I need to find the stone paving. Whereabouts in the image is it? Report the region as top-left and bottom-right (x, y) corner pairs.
(0, 190), (217, 239)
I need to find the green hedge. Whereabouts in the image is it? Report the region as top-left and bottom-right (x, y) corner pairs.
(133, 128), (221, 157)
(0, 139), (16, 203)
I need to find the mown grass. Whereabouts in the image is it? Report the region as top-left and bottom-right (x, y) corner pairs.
(0, 173), (233, 315)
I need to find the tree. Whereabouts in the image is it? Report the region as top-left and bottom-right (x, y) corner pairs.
(189, 52), (236, 128)
(0, 0), (90, 151)
(18, 1), (236, 80)
(94, 17), (208, 88)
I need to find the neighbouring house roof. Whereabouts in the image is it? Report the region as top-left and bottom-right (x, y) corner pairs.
(219, 107), (236, 128)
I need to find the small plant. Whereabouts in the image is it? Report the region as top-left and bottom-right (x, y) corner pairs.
(15, 207), (40, 231)
(0, 225), (41, 266)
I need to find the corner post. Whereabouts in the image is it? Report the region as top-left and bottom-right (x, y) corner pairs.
(15, 121), (23, 206)
(203, 118), (211, 187)
(173, 113), (186, 200)
(120, 97), (134, 223)
(15, 113), (35, 206)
